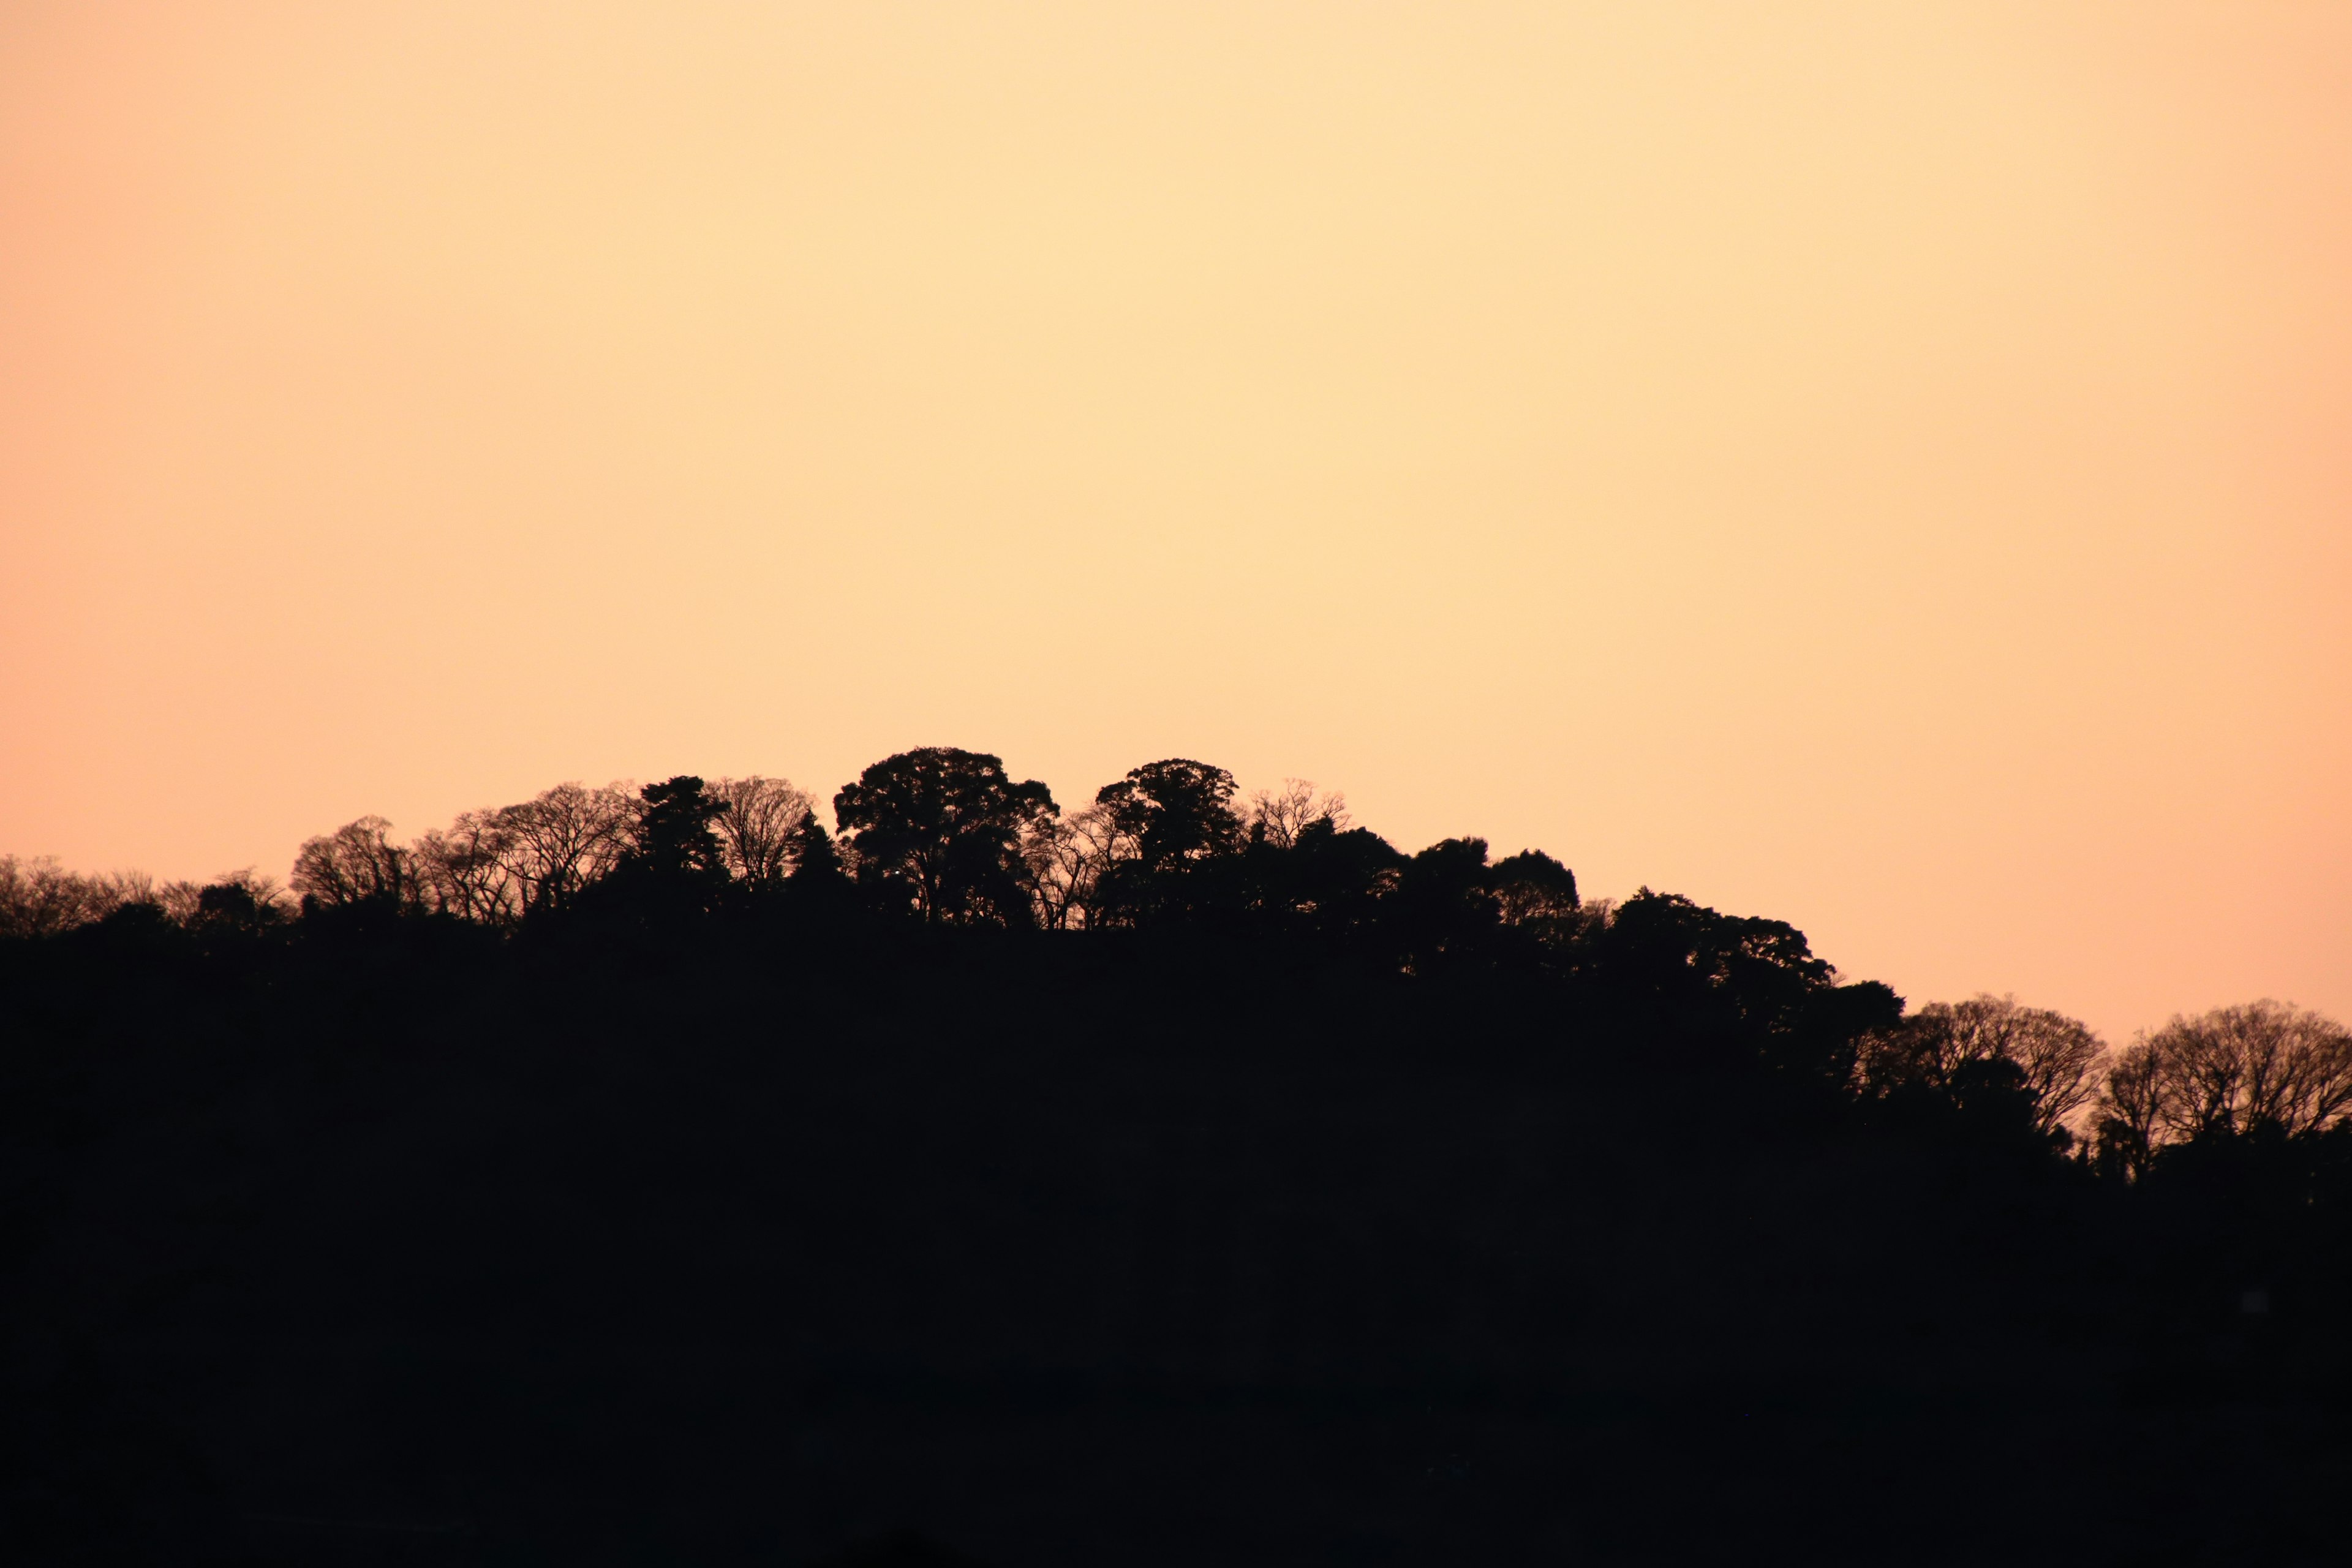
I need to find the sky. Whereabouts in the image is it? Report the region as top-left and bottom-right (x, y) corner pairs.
(2, 2), (2346, 1042)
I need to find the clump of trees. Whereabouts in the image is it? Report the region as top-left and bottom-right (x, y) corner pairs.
(0, 856), (150, 938)
(1, 854), (287, 940)
(9, 745), (2348, 1174)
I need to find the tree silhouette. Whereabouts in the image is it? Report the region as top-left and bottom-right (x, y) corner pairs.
(0, 855), (144, 937)
(1589, 889), (1898, 1085)
(788, 809), (848, 890)
(1488, 848), (1578, 927)
(1257, 815), (1406, 939)
(478, 782), (638, 919)
(832, 747), (1056, 925)
(1244, 777), (1349, 848)
(1861, 994), (2108, 1140)
(189, 873), (290, 938)
(2094, 1001), (2352, 1173)
(709, 775), (816, 892)
(1091, 758), (1245, 924)
(1393, 837), (1501, 967)
(1015, 801), (1131, 930)
(289, 816), (416, 913)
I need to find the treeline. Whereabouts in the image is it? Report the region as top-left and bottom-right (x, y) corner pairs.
(10, 745), (2345, 1180)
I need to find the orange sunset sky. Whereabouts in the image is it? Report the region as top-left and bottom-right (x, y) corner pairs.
(2, 3), (2346, 1042)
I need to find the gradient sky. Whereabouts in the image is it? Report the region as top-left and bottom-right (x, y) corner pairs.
(3, 2), (2346, 1041)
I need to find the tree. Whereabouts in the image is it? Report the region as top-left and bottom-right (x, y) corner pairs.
(2092, 1043), (2166, 1182)
(187, 870), (292, 937)
(1246, 778), (1348, 850)
(1488, 849), (1578, 926)
(1861, 995), (2108, 1139)
(415, 812), (524, 924)
(486, 782), (639, 919)
(1017, 801), (1134, 930)
(709, 775), (816, 892)
(2094, 1001), (2352, 1170)
(788, 811), (848, 889)
(832, 748), (1057, 925)
(1255, 816), (1406, 938)
(0, 855), (137, 938)
(1096, 760), (1243, 872)
(290, 816), (417, 913)
(624, 776), (729, 885)
(1587, 889), (1898, 1087)
(1091, 759), (1245, 924)
(1393, 837), (1502, 967)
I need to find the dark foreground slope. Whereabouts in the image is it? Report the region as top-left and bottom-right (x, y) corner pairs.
(4, 914), (2350, 1565)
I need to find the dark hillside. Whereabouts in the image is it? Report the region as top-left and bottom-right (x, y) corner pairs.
(6, 754), (2351, 1563)
(6, 912), (2349, 1565)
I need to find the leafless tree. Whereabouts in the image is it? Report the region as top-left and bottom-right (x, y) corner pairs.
(1019, 801), (1137, 930)
(154, 878), (208, 924)
(1861, 993), (2109, 1137)
(1246, 778), (1349, 850)
(2155, 1001), (2347, 1139)
(2092, 1001), (2352, 1178)
(0, 855), (138, 937)
(708, 775), (816, 891)
(484, 782), (639, 918)
(290, 816), (418, 909)
(2095, 1041), (2167, 1180)
(413, 812), (525, 924)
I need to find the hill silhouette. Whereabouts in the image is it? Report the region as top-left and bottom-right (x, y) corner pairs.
(4, 750), (2350, 1564)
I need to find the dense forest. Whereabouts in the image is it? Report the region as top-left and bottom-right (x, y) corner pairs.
(5, 748), (2350, 1564)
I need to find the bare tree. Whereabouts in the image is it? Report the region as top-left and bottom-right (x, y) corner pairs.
(1861, 993), (2109, 1137)
(1019, 800), (1137, 930)
(1246, 778), (1349, 850)
(290, 816), (417, 910)
(2092, 1001), (2352, 1177)
(485, 782), (639, 918)
(0, 855), (137, 937)
(153, 879), (207, 925)
(2153, 1001), (2349, 1140)
(414, 812), (525, 924)
(2095, 1040), (2168, 1181)
(708, 775), (816, 891)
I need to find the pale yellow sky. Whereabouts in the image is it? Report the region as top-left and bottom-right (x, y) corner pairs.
(3, 2), (2346, 1040)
